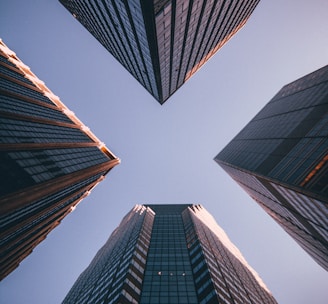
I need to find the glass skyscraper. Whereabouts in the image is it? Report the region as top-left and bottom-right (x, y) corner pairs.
(59, 0), (260, 104)
(215, 65), (328, 271)
(0, 40), (120, 280)
(63, 204), (277, 303)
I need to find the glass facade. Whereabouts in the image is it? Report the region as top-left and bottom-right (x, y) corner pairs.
(63, 204), (277, 303)
(186, 205), (276, 304)
(0, 40), (120, 280)
(215, 65), (328, 271)
(63, 205), (154, 304)
(59, 0), (260, 103)
(140, 205), (198, 304)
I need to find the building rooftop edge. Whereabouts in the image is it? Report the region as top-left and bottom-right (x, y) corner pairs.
(0, 39), (119, 161)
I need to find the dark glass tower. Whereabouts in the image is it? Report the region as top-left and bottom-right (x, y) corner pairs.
(0, 40), (120, 279)
(59, 0), (260, 104)
(215, 65), (328, 271)
(63, 204), (277, 303)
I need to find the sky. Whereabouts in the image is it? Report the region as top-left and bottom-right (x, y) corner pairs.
(0, 0), (327, 303)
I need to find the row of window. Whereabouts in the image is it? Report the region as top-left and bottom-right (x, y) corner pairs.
(0, 117), (91, 144)
(0, 76), (54, 105)
(0, 62), (35, 86)
(274, 66), (328, 100)
(1, 172), (103, 230)
(1, 94), (73, 124)
(6, 147), (108, 184)
(0, 191), (83, 247)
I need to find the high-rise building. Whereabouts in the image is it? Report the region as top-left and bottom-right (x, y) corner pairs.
(215, 65), (328, 271)
(63, 204), (277, 304)
(0, 40), (120, 280)
(59, 0), (260, 104)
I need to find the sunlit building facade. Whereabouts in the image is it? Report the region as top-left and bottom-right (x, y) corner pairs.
(0, 40), (120, 280)
(59, 0), (260, 104)
(215, 65), (328, 271)
(63, 204), (277, 303)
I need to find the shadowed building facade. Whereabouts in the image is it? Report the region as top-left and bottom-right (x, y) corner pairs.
(215, 65), (328, 270)
(0, 40), (120, 280)
(63, 204), (277, 304)
(59, 0), (260, 104)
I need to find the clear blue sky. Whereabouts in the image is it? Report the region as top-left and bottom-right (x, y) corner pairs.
(1, 0), (327, 303)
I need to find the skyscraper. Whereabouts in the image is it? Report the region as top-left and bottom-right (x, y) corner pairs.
(0, 40), (120, 280)
(63, 204), (277, 303)
(215, 65), (328, 271)
(59, 0), (260, 104)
